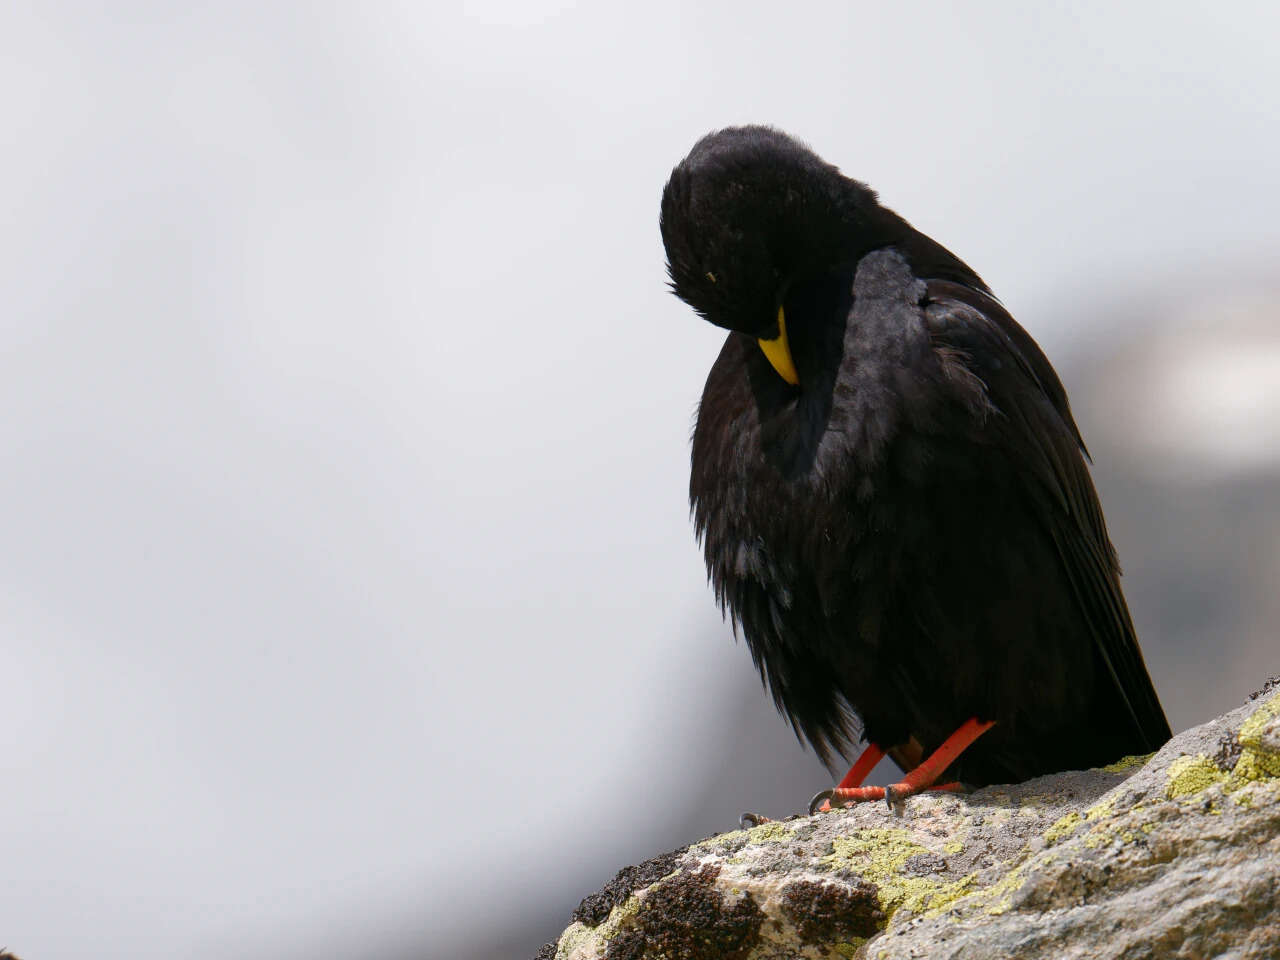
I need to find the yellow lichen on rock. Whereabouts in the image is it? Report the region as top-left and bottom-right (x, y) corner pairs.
(1100, 752), (1153, 773)
(1044, 811), (1082, 846)
(1045, 794), (1116, 848)
(1232, 691), (1280, 782)
(598, 893), (643, 941)
(555, 907), (617, 957)
(1165, 699), (1280, 803)
(1166, 754), (1227, 799)
(970, 860), (1032, 917)
(902, 873), (977, 917)
(823, 828), (926, 882)
(821, 828), (977, 920)
(1239, 690), (1280, 744)
(746, 821), (793, 844)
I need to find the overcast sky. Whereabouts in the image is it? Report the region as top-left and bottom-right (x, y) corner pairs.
(3, 3), (1279, 959)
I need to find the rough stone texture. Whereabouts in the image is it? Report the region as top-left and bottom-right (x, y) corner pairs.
(604, 864), (763, 960)
(573, 850), (685, 927)
(543, 686), (1280, 960)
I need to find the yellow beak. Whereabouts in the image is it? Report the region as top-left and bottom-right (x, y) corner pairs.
(757, 306), (799, 385)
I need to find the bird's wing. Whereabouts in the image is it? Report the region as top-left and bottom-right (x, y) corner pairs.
(922, 279), (1172, 751)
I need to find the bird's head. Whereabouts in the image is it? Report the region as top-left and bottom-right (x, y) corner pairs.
(660, 126), (881, 386)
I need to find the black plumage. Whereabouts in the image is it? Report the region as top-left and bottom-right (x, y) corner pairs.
(661, 126), (1171, 787)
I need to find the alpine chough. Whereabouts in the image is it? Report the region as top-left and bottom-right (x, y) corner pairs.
(661, 126), (1171, 806)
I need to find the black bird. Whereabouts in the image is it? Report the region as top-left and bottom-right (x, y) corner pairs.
(661, 127), (1171, 805)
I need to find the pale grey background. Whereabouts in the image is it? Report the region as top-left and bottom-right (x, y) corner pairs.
(3, 3), (1279, 959)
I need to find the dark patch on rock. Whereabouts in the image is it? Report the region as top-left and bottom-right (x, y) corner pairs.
(531, 942), (556, 960)
(1250, 676), (1279, 700)
(779, 878), (885, 944)
(573, 847), (685, 927)
(605, 864), (763, 960)
(903, 852), (948, 876)
(1213, 730), (1243, 770)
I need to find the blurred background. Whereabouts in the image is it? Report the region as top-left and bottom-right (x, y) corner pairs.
(2, 2), (1278, 958)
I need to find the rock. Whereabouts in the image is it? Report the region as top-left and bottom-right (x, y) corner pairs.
(539, 684), (1280, 959)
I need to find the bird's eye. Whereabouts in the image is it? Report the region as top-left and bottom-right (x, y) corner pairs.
(705, 271), (717, 284)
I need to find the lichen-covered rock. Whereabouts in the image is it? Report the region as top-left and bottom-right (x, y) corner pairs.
(541, 685), (1280, 960)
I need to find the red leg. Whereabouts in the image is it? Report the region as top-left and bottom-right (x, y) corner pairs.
(884, 718), (995, 801)
(837, 742), (885, 789)
(812, 741), (886, 813)
(824, 718), (996, 810)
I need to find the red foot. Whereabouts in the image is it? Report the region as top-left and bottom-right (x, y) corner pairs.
(812, 718), (996, 813)
(808, 740), (888, 813)
(814, 781), (963, 811)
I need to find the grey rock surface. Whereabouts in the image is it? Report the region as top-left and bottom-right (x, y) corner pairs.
(541, 684), (1280, 959)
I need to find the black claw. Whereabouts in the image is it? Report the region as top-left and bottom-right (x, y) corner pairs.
(884, 785), (898, 810)
(808, 789), (835, 816)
